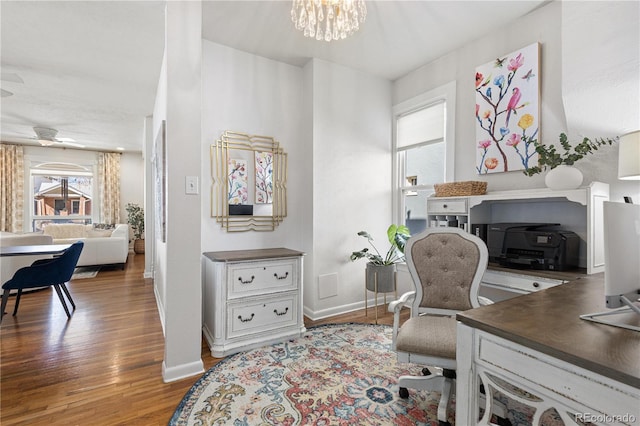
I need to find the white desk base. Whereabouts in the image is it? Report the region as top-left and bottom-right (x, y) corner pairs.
(456, 323), (640, 426)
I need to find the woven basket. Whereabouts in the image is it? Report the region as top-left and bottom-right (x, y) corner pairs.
(433, 181), (487, 197)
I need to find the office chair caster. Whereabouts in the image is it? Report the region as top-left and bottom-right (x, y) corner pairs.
(399, 387), (409, 399)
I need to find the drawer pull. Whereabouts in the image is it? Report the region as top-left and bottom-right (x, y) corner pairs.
(274, 307), (289, 316)
(532, 282), (540, 288)
(238, 313), (255, 323)
(274, 272), (289, 280)
(238, 275), (255, 284)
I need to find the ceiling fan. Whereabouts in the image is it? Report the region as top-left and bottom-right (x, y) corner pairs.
(33, 127), (85, 148)
(1, 72), (24, 97)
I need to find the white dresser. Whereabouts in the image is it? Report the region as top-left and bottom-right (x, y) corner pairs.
(202, 248), (305, 358)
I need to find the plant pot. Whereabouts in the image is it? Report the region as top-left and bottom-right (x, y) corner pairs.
(365, 263), (396, 293)
(133, 239), (145, 254)
(545, 165), (583, 190)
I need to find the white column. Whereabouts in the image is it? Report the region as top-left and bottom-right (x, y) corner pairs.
(161, 0), (204, 382)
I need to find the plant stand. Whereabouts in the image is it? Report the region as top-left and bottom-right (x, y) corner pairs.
(364, 263), (397, 324)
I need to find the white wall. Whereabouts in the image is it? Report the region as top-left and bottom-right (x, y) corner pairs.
(562, 1), (639, 137)
(156, 1), (204, 383)
(199, 45), (391, 320)
(394, 1), (564, 193)
(307, 59), (392, 319)
(200, 40), (306, 253)
(119, 151), (144, 227)
(393, 1), (639, 201)
(152, 47), (168, 327)
(561, 0), (640, 202)
(142, 115), (154, 277)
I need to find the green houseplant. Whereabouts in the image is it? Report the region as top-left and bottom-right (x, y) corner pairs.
(125, 203), (145, 254)
(350, 224), (411, 265)
(350, 224), (411, 294)
(523, 133), (618, 177)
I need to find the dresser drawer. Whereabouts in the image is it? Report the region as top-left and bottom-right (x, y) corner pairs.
(228, 258), (297, 298)
(227, 292), (298, 338)
(428, 198), (468, 214)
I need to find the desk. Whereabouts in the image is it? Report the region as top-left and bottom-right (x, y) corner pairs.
(0, 244), (71, 257)
(456, 275), (640, 425)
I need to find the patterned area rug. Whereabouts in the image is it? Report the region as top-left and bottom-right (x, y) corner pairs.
(171, 323), (543, 426)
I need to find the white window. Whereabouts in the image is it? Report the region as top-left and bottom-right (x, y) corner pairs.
(30, 162), (94, 231)
(393, 82), (456, 236)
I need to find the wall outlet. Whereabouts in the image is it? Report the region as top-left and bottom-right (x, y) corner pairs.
(185, 176), (199, 195)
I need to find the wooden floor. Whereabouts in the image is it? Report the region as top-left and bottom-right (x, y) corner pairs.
(0, 253), (406, 425)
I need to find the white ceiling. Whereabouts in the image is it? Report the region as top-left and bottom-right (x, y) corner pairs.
(1, 0), (546, 153)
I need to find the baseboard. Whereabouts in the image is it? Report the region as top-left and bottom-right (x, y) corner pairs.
(162, 359), (204, 383)
(154, 284), (166, 335)
(304, 299), (367, 321)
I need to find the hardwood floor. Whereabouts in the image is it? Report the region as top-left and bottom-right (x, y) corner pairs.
(1, 253), (405, 425)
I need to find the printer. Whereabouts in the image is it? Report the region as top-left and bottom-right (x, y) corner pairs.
(486, 223), (580, 271)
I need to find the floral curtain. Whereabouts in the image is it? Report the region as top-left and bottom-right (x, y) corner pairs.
(0, 144), (24, 233)
(98, 152), (121, 225)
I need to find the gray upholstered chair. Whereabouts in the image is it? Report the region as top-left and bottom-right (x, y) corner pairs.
(388, 227), (489, 426)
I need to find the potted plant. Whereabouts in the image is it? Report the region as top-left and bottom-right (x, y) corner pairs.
(523, 133), (618, 189)
(350, 224), (411, 293)
(125, 203), (145, 254)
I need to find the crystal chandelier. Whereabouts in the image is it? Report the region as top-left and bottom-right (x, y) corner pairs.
(291, 0), (367, 42)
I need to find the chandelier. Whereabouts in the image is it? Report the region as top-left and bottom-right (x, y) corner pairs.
(291, 0), (367, 42)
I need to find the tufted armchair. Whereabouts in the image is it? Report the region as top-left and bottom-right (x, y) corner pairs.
(388, 227), (489, 426)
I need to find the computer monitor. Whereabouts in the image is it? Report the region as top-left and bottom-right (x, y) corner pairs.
(603, 201), (640, 308)
(580, 201), (640, 331)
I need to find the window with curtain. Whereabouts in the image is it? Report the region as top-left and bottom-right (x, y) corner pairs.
(393, 83), (455, 236)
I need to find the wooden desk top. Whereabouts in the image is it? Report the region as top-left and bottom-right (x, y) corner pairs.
(203, 248), (304, 262)
(0, 244), (71, 257)
(457, 274), (640, 388)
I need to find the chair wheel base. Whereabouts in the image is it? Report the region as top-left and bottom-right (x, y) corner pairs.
(399, 387), (409, 399)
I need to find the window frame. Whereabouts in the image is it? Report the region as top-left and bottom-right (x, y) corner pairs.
(29, 162), (96, 231)
(392, 81), (456, 228)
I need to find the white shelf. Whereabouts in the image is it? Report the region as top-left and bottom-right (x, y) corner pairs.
(426, 182), (609, 277)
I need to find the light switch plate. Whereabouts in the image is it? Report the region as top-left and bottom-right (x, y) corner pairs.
(185, 176), (199, 195)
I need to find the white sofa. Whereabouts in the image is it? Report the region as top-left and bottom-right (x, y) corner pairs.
(42, 223), (129, 268)
(1, 232), (55, 286)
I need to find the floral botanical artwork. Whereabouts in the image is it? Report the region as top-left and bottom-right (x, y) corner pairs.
(475, 43), (540, 174)
(228, 158), (248, 204)
(255, 151), (273, 204)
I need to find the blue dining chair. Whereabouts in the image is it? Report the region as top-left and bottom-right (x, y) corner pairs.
(1, 241), (84, 322)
